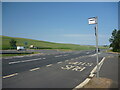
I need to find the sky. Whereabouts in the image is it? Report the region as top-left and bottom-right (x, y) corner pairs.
(2, 2), (118, 45)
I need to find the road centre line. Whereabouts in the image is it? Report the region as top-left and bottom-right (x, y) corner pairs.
(29, 67), (40, 71)
(54, 55), (61, 57)
(46, 64), (53, 67)
(57, 62), (62, 64)
(65, 60), (69, 62)
(86, 52), (90, 54)
(63, 54), (68, 56)
(9, 58), (43, 64)
(3, 73), (18, 79)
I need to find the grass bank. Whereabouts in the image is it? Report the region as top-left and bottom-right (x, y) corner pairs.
(1, 35), (108, 50)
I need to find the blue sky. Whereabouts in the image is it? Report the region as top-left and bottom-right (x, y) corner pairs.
(2, 2), (118, 45)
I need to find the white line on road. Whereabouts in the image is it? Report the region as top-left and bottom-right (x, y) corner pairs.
(55, 56), (60, 57)
(90, 54), (97, 56)
(65, 60), (69, 62)
(86, 52), (89, 54)
(71, 58), (74, 60)
(63, 54), (68, 56)
(81, 62), (86, 65)
(3, 73), (18, 79)
(80, 67), (86, 71)
(9, 58), (42, 64)
(29, 67), (40, 71)
(73, 57), (106, 89)
(46, 64), (53, 67)
(57, 62), (62, 64)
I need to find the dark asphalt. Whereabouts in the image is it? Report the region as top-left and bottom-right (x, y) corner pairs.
(99, 56), (119, 88)
(2, 50), (95, 76)
(2, 50), (110, 88)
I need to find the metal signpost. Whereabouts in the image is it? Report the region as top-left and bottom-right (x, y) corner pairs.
(88, 17), (99, 78)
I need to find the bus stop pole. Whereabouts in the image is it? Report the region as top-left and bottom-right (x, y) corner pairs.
(95, 17), (99, 78)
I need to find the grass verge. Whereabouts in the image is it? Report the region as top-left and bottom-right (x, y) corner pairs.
(1, 35), (108, 50)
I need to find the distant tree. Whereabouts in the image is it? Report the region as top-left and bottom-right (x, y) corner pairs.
(9, 39), (17, 49)
(109, 29), (120, 52)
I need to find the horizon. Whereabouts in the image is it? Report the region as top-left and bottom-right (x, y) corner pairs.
(1, 35), (108, 46)
(2, 2), (118, 45)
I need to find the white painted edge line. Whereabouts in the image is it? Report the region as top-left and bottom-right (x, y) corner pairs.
(3, 73), (18, 79)
(55, 56), (60, 57)
(46, 64), (53, 67)
(73, 78), (91, 89)
(29, 67), (40, 71)
(98, 57), (105, 71)
(73, 57), (106, 89)
(90, 57), (105, 75)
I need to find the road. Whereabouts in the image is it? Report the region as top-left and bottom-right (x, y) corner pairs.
(2, 49), (111, 88)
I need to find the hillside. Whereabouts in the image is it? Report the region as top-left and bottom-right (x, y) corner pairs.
(1, 35), (97, 50)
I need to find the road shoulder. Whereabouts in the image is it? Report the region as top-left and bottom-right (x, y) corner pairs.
(77, 55), (118, 89)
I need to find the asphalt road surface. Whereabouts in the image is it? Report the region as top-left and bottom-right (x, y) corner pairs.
(2, 50), (111, 88)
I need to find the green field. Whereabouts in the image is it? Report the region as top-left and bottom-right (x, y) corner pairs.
(0, 35), (107, 50)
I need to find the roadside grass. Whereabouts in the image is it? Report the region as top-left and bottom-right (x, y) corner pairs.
(1, 35), (108, 51)
(106, 49), (120, 54)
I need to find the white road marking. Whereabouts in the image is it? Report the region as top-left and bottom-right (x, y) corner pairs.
(3, 73), (18, 79)
(98, 57), (105, 70)
(9, 61), (21, 64)
(86, 52), (89, 54)
(65, 60), (69, 62)
(80, 67), (86, 71)
(74, 78), (91, 89)
(85, 63), (89, 66)
(75, 57), (79, 59)
(90, 54), (97, 56)
(78, 62), (82, 65)
(73, 57), (106, 89)
(57, 62), (62, 64)
(61, 65), (75, 70)
(55, 55), (60, 57)
(43, 58), (46, 59)
(9, 58), (42, 64)
(89, 63), (93, 66)
(71, 58), (74, 60)
(69, 62), (79, 65)
(72, 66), (82, 71)
(63, 54), (68, 56)
(81, 62), (86, 65)
(46, 64), (53, 67)
(29, 67), (40, 71)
